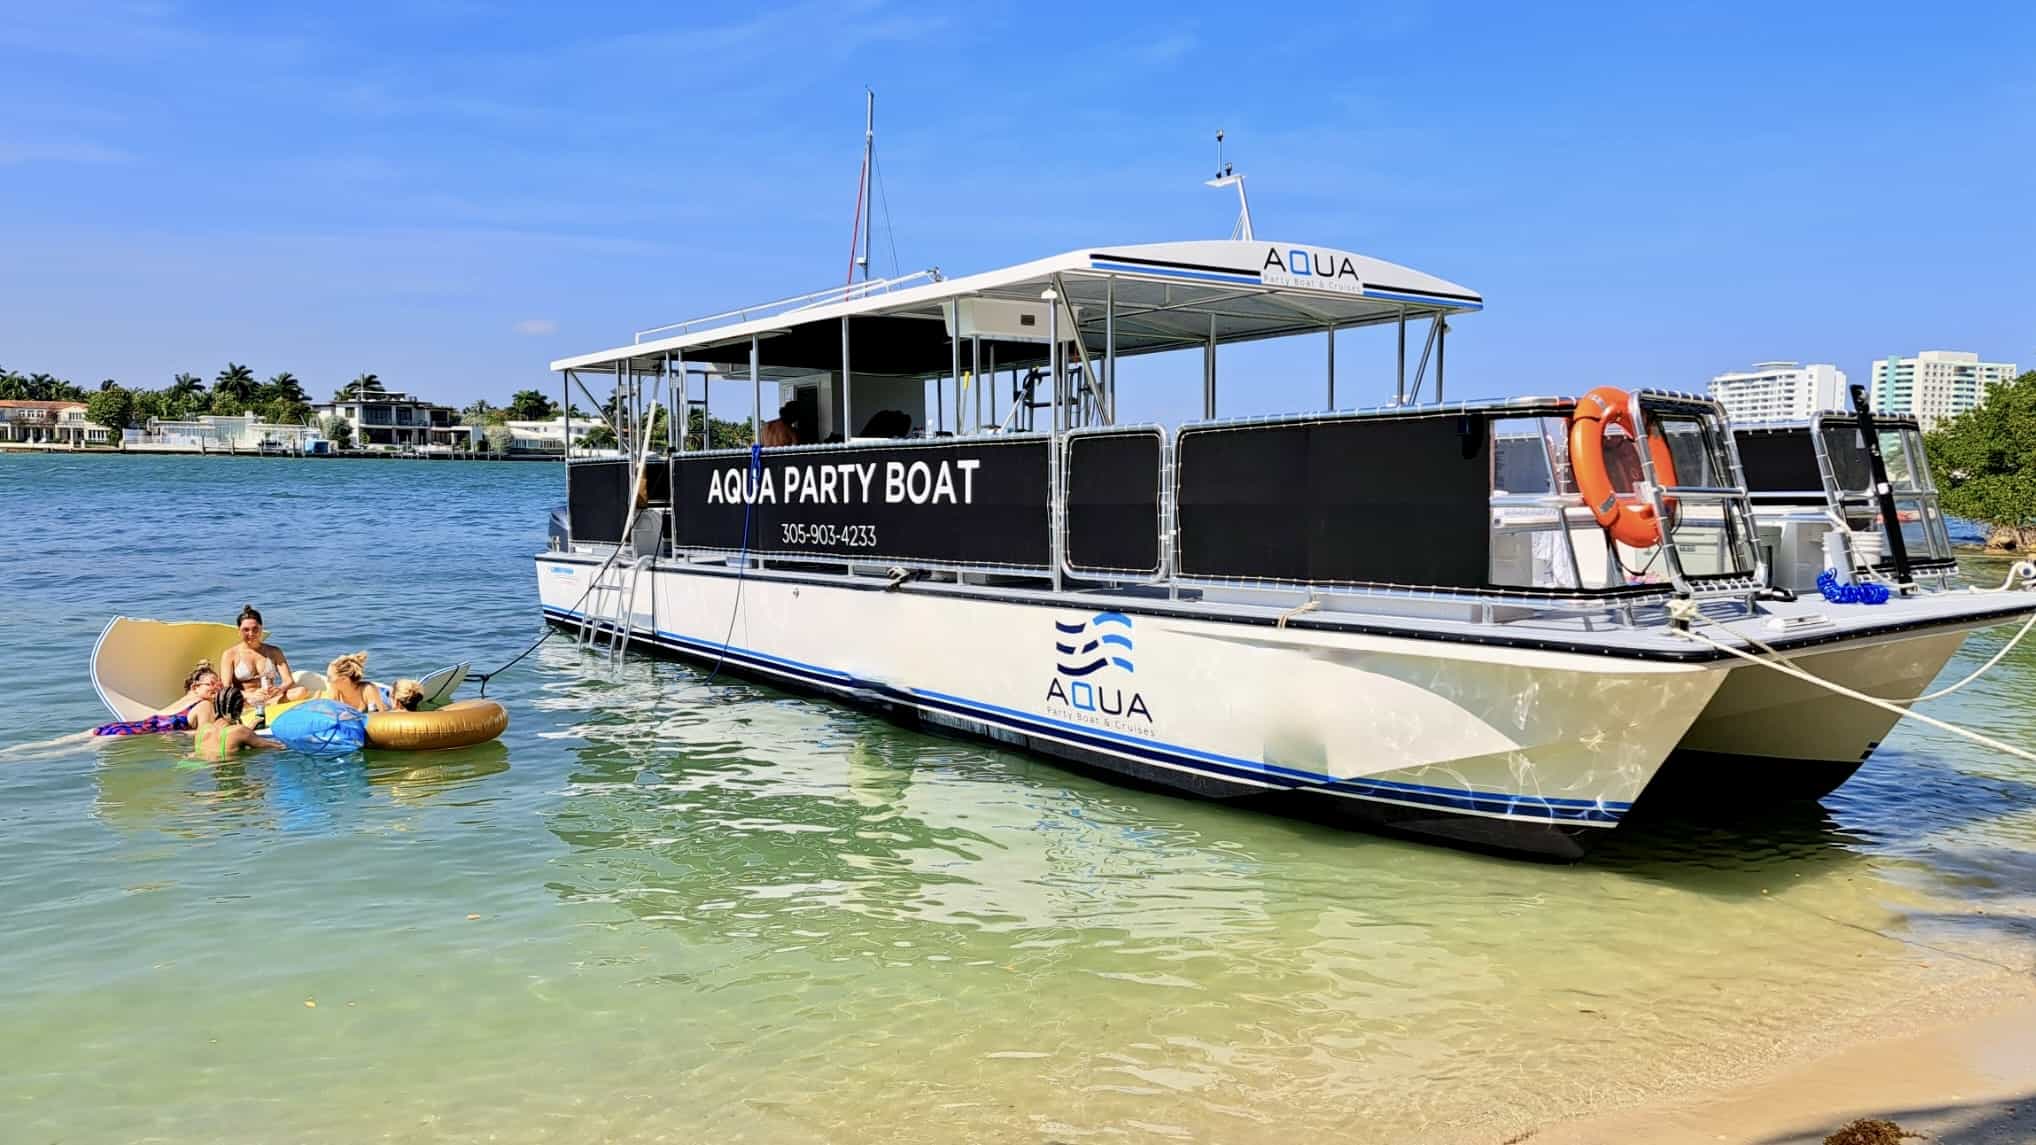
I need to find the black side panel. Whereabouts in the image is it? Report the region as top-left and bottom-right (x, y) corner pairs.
(567, 460), (631, 545)
(1733, 428), (1822, 493)
(1065, 430), (1162, 576)
(1176, 415), (1491, 588)
(673, 437), (1051, 569)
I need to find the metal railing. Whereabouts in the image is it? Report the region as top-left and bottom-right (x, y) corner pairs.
(633, 268), (946, 344)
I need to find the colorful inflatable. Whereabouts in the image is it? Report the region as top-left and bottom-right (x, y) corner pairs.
(365, 700), (509, 751)
(269, 700), (369, 756)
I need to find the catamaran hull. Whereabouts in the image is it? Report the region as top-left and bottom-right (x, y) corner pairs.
(536, 555), (1725, 859)
(1654, 628), (1976, 803)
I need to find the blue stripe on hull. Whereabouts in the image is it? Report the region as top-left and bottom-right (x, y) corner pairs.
(542, 604), (1626, 827)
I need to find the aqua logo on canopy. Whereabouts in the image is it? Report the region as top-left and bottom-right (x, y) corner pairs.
(1259, 246), (1364, 294)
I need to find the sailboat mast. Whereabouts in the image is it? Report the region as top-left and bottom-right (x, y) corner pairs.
(859, 90), (875, 282)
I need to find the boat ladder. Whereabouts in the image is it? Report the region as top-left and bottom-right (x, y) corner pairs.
(578, 553), (655, 666)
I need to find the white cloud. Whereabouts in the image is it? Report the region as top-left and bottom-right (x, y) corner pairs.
(513, 318), (558, 336)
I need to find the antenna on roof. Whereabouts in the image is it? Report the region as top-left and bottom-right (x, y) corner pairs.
(848, 89), (876, 287)
(1203, 128), (1254, 241)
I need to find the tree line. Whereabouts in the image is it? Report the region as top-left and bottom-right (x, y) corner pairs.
(1925, 369), (2036, 551)
(463, 390), (755, 452)
(6, 368), (765, 455)
(0, 364), (389, 435)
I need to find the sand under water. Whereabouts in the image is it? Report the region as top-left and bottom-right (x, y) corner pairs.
(4, 452), (2036, 1143)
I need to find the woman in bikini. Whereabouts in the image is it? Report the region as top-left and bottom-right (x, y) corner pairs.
(187, 689), (279, 761)
(324, 652), (390, 712)
(92, 661), (225, 736)
(89, 661), (272, 759)
(218, 604), (311, 713)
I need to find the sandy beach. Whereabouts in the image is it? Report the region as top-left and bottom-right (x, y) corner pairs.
(1534, 977), (2036, 1145)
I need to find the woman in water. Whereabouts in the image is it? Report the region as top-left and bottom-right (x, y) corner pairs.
(187, 687), (279, 761)
(324, 652), (389, 712)
(92, 661), (225, 736)
(388, 679), (425, 711)
(218, 604), (311, 711)
(88, 661), (272, 759)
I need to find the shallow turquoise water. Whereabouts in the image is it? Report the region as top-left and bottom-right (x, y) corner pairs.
(3, 452), (2035, 1143)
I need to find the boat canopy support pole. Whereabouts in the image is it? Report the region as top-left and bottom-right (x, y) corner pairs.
(1203, 313), (1217, 419)
(1396, 306), (1407, 405)
(1436, 317), (1447, 403)
(971, 335), (982, 434)
(1406, 313), (1441, 405)
(673, 351), (686, 454)
(562, 369), (572, 462)
(1104, 276), (1117, 424)
(841, 316), (853, 441)
(1326, 322), (1337, 410)
(1050, 274), (1106, 427)
(1044, 289), (1061, 437)
(571, 370), (625, 447)
(749, 336), (761, 443)
(946, 306), (958, 433)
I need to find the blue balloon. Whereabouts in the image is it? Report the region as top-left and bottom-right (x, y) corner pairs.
(269, 699), (368, 756)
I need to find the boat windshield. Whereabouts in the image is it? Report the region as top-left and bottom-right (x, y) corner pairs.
(1815, 420), (1954, 564)
(1488, 400), (1758, 596)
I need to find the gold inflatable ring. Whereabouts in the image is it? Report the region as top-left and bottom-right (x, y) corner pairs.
(365, 700), (509, 751)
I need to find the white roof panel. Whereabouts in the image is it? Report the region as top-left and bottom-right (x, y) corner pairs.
(551, 239), (1481, 375)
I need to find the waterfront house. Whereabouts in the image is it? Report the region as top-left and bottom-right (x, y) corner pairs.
(135, 414), (329, 453)
(313, 391), (476, 451)
(504, 416), (598, 456)
(0, 400), (114, 445)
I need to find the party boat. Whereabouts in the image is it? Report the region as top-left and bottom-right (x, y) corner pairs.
(532, 190), (2036, 858)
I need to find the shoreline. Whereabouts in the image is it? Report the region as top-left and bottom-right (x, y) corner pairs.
(1525, 969), (2036, 1145)
(0, 441), (561, 462)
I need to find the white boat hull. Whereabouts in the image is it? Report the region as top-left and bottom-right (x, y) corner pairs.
(537, 555), (1727, 858)
(1657, 628), (1974, 802)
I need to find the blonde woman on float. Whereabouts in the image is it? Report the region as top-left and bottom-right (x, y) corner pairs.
(324, 652), (391, 713)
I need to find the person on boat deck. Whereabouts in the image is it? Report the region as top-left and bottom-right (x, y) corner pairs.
(388, 679), (425, 712)
(218, 604), (311, 711)
(324, 652), (390, 712)
(760, 402), (801, 447)
(91, 660), (224, 736)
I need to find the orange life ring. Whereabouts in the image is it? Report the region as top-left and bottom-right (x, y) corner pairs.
(1568, 386), (1679, 549)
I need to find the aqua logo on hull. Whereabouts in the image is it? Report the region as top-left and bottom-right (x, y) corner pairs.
(1046, 611), (1152, 729)
(1054, 610), (1134, 676)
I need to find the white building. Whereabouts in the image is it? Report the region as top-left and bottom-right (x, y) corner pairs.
(313, 390), (474, 451)
(0, 400), (116, 445)
(504, 417), (597, 455)
(1870, 351), (2019, 429)
(136, 414), (328, 453)
(1706, 362), (1848, 423)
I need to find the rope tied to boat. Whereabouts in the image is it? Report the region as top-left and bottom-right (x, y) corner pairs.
(1276, 598), (1321, 629)
(1665, 597), (2036, 766)
(706, 443), (765, 683)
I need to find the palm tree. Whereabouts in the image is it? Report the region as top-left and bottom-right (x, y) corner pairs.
(213, 363), (259, 404)
(332, 372), (386, 402)
(264, 371), (308, 405)
(166, 372), (206, 404)
(99, 378), (121, 391)
(0, 371), (27, 400)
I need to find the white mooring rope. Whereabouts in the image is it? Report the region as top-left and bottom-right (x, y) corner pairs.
(1668, 597), (2036, 766)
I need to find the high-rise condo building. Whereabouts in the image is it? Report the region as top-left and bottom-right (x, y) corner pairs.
(1870, 351), (2018, 429)
(1707, 362), (1848, 423)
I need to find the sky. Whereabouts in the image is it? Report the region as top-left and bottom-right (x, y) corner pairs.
(2, 1), (2032, 426)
